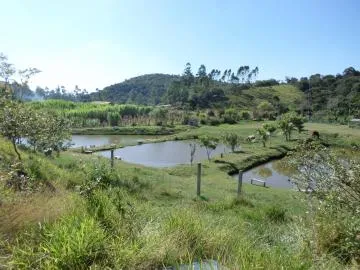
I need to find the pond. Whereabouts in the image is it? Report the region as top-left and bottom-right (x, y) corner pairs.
(70, 134), (157, 148)
(233, 160), (294, 189)
(97, 140), (231, 167)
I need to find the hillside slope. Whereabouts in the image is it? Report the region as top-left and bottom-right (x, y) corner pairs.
(94, 74), (305, 110)
(90, 74), (179, 105)
(228, 84), (304, 109)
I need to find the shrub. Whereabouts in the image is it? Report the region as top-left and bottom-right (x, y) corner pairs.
(207, 110), (215, 117)
(311, 130), (320, 139)
(262, 123), (277, 135)
(187, 117), (199, 127)
(222, 133), (241, 152)
(239, 110), (251, 120)
(223, 109), (239, 124)
(208, 117), (221, 126)
(200, 118), (207, 125)
(80, 162), (115, 196)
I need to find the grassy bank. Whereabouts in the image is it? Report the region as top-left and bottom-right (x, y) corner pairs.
(1, 122), (359, 269)
(71, 125), (191, 135)
(71, 144), (123, 153)
(0, 138), (311, 269)
(72, 121), (360, 173)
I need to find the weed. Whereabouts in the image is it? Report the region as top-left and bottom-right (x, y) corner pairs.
(265, 205), (288, 223)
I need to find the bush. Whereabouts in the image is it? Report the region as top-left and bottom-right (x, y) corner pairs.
(208, 117), (221, 126)
(223, 108), (239, 124)
(239, 110), (251, 120)
(80, 162), (115, 196)
(187, 117), (199, 127)
(207, 110), (215, 117)
(200, 118), (207, 125)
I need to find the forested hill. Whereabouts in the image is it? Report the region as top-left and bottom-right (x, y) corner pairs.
(90, 74), (179, 105)
(91, 65), (359, 121)
(8, 63), (360, 121)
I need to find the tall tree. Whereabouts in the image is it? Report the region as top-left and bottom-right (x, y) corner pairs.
(196, 64), (209, 87)
(182, 62), (194, 86)
(221, 69), (227, 82)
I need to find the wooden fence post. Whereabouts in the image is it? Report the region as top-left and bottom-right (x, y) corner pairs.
(197, 163), (201, 196)
(110, 149), (114, 168)
(237, 170), (243, 198)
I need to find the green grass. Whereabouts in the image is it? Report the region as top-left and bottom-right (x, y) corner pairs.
(72, 125), (190, 135)
(245, 84), (304, 104)
(1, 121), (359, 269)
(229, 84), (304, 108)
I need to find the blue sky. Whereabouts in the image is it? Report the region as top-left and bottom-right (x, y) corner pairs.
(1, 0), (359, 91)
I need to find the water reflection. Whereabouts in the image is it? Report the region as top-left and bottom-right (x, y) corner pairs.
(233, 160), (294, 189)
(97, 140), (230, 167)
(71, 135), (157, 148)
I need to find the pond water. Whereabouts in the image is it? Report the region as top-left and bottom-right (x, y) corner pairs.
(71, 134), (157, 148)
(97, 140), (231, 167)
(233, 160), (294, 189)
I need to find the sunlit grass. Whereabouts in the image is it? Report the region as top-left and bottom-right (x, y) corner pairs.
(0, 120), (359, 269)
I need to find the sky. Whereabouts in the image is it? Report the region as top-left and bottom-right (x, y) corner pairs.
(1, 0), (359, 91)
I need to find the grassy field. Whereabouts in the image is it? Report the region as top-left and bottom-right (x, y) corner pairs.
(0, 121), (359, 269)
(245, 84), (304, 104)
(229, 84), (304, 108)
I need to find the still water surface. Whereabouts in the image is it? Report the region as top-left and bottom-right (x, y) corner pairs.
(72, 135), (294, 188)
(71, 134), (157, 148)
(97, 140), (230, 167)
(233, 160), (294, 189)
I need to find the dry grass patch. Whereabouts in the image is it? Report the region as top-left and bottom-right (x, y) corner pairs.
(0, 190), (75, 238)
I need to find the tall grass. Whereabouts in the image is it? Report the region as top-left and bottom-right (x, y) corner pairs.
(27, 100), (191, 128)
(9, 214), (108, 269)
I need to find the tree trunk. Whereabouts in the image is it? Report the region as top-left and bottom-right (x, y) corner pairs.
(12, 139), (22, 161)
(206, 148), (211, 161)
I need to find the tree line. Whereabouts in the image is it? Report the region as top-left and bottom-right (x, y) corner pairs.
(2, 51), (359, 122)
(166, 63), (259, 109)
(285, 66), (360, 121)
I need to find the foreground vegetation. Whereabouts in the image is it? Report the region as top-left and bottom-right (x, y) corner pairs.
(1, 120), (359, 269)
(1, 52), (359, 269)
(0, 137), (318, 269)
